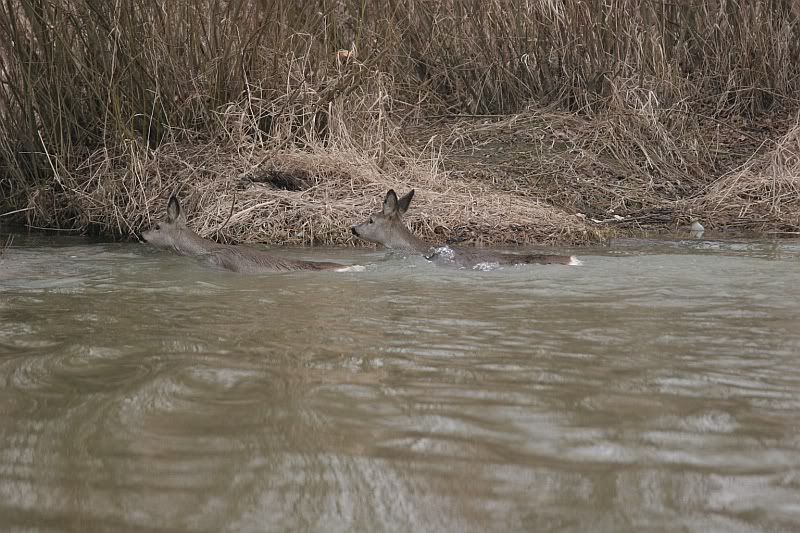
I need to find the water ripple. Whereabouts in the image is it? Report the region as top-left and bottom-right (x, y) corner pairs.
(0, 238), (799, 531)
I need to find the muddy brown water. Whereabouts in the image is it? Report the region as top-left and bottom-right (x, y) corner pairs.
(1, 232), (799, 532)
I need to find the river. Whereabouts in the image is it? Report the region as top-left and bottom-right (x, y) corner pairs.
(1, 232), (799, 532)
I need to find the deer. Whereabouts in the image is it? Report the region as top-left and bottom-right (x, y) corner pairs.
(142, 195), (362, 273)
(351, 189), (581, 268)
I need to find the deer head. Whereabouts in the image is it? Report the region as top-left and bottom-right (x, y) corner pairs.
(141, 195), (211, 256)
(351, 189), (429, 252)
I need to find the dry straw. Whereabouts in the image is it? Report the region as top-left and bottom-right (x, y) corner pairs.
(2, 0), (800, 242)
(696, 121), (800, 235)
(66, 136), (597, 247)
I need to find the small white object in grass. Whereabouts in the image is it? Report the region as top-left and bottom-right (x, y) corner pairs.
(689, 220), (705, 239)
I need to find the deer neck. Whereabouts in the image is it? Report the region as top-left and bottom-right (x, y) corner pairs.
(173, 228), (222, 256)
(389, 226), (432, 254)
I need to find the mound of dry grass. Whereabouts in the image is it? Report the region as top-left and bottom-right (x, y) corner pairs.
(410, 106), (799, 234)
(33, 134), (599, 247)
(695, 121), (800, 235)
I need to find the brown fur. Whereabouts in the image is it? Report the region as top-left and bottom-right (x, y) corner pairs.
(352, 189), (580, 268)
(142, 196), (351, 272)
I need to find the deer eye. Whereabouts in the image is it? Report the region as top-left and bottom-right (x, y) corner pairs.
(369, 217), (374, 224)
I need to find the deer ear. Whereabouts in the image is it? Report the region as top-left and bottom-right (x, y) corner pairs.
(166, 195), (185, 225)
(397, 189), (415, 215)
(382, 189), (399, 215)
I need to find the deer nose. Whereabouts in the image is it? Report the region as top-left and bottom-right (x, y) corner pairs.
(351, 227), (359, 236)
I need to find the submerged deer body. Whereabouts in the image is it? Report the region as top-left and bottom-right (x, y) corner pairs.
(351, 190), (580, 268)
(142, 196), (359, 273)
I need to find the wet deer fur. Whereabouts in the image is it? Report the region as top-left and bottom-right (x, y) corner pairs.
(142, 196), (350, 272)
(351, 189), (579, 267)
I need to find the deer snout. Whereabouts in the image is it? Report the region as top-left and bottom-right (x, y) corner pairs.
(351, 227), (359, 237)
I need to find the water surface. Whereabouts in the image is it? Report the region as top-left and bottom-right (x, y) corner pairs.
(1, 233), (799, 532)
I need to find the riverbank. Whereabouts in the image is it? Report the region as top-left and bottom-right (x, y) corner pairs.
(2, 1), (798, 245)
(4, 107), (798, 247)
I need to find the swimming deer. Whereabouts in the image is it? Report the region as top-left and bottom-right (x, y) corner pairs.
(351, 189), (581, 268)
(142, 195), (361, 272)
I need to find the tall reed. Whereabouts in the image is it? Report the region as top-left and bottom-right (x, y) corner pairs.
(1, 0), (798, 237)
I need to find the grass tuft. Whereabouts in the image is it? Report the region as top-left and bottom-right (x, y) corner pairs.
(695, 119), (800, 235)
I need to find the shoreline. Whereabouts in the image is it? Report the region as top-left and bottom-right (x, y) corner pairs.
(2, 109), (798, 247)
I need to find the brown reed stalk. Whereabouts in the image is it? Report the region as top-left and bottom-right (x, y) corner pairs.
(0, 0), (798, 242)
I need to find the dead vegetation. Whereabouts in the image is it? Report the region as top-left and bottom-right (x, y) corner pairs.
(423, 107), (800, 235)
(46, 138), (598, 247)
(0, 235), (11, 256)
(695, 121), (800, 235)
(1, 0), (799, 245)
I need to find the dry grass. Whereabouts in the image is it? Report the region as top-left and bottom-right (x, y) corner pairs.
(43, 135), (598, 246)
(411, 105), (798, 233)
(2, 0), (800, 244)
(695, 120), (800, 235)
(0, 235), (12, 256)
